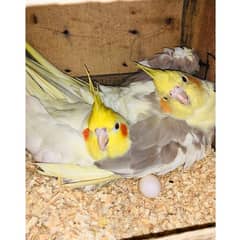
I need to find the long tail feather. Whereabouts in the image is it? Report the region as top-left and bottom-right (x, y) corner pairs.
(36, 163), (119, 188)
(26, 59), (81, 102)
(26, 42), (93, 103)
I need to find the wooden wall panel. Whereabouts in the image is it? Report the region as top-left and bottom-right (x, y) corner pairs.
(26, 0), (183, 76)
(181, 0), (215, 81)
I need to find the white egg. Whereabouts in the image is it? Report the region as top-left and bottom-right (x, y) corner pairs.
(139, 174), (161, 198)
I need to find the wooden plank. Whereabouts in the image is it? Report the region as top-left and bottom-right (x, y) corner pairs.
(181, 0), (215, 81)
(150, 227), (215, 240)
(26, 0), (183, 77)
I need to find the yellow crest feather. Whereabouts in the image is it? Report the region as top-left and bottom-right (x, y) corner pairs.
(84, 64), (102, 109)
(136, 63), (159, 78)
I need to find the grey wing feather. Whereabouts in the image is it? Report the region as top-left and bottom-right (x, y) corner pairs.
(95, 116), (207, 177)
(120, 72), (151, 86)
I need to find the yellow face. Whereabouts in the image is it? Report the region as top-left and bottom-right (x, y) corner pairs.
(137, 64), (207, 119)
(156, 71), (207, 118)
(82, 103), (131, 161)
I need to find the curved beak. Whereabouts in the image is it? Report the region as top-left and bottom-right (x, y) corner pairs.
(169, 86), (190, 105)
(95, 128), (109, 151)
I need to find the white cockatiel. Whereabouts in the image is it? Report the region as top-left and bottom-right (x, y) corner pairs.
(26, 46), (133, 186)
(26, 43), (210, 187)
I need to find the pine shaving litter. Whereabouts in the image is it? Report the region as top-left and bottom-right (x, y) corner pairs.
(26, 149), (215, 239)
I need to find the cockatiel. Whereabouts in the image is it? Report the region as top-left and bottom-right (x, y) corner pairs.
(135, 64), (215, 142)
(26, 43), (210, 187)
(26, 45), (132, 186)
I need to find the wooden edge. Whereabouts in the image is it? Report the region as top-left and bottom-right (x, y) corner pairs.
(122, 224), (216, 240)
(180, 0), (215, 81)
(78, 72), (136, 86)
(26, 0), (135, 7)
(149, 227), (215, 240)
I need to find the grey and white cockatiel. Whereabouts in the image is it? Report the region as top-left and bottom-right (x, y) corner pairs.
(26, 43), (209, 187)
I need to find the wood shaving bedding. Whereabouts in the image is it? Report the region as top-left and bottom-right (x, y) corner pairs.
(26, 150), (215, 240)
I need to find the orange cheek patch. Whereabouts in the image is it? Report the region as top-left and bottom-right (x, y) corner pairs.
(188, 75), (202, 89)
(120, 123), (128, 137)
(82, 128), (90, 141)
(160, 99), (171, 113)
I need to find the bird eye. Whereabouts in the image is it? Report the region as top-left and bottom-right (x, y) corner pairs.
(182, 76), (188, 82)
(114, 122), (120, 130)
(163, 96), (168, 101)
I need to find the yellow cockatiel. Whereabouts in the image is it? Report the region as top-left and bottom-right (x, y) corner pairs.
(136, 64), (215, 133)
(26, 45), (131, 187)
(26, 43), (211, 187)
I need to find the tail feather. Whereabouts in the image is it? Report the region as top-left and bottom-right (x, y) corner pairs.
(26, 42), (92, 103)
(26, 58), (80, 102)
(36, 163), (119, 188)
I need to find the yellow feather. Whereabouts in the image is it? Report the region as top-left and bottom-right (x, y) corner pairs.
(84, 64), (101, 107)
(36, 163), (119, 187)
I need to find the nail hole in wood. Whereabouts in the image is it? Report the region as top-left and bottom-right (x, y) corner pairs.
(62, 29), (70, 36)
(32, 14), (38, 24)
(128, 29), (139, 35)
(165, 17), (173, 25)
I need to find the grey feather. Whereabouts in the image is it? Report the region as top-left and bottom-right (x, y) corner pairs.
(138, 47), (200, 74)
(120, 72), (152, 86)
(120, 47), (200, 86)
(95, 115), (207, 177)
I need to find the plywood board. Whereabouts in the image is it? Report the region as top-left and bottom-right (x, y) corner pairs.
(26, 0), (183, 76)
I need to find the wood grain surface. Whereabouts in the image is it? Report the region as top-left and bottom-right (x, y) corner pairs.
(26, 0), (183, 76)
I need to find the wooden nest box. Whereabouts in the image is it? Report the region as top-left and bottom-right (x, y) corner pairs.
(26, 1), (215, 239)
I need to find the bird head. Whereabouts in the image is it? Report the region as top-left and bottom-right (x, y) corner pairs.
(82, 68), (131, 161)
(136, 63), (207, 119)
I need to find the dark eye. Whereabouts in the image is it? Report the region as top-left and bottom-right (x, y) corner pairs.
(163, 96), (168, 101)
(182, 76), (188, 82)
(114, 122), (120, 130)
